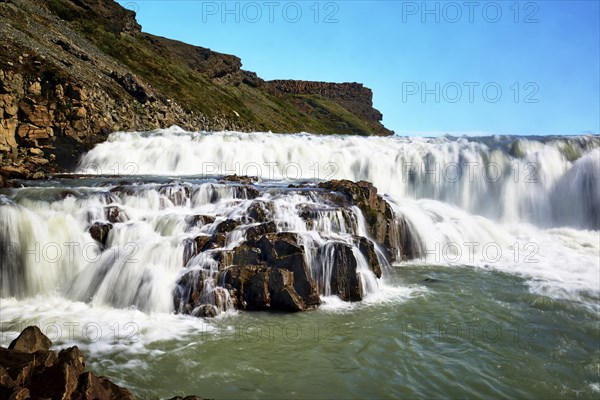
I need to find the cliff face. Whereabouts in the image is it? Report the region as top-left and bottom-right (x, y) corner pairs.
(0, 0), (393, 181)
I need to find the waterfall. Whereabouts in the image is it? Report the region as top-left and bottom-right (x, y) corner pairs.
(1, 129), (598, 317)
(77, 128), (600, 229)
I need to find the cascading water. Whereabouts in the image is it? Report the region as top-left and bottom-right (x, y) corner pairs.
(77, 128), (600, 229)
(1, 129), (599, 399)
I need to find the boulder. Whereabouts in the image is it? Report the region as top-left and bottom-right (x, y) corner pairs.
(104, 205), (127, 223)
(246, 201), (274, 223)
(0, 327), (135, 400)
(245, 222), (277, 242)
(317, 242), (363, 302)
(257, 233), (320, 307)
(356, 236), (381, 278)
(173, 269), (207, 314)
(214, 219), (240, 234)
(88, 222), (113, 246)
(318, 180), (399, 261)
(220, 265), (304, 311)
(185, 214), (216, 230)
(8, 326), (51, 353)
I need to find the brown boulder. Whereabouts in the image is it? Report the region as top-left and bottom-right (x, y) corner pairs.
(8, 326), (51, 353)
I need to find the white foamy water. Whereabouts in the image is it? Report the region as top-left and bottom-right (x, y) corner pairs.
(77, 128), (600, 229)
(1, 129), (599, 354)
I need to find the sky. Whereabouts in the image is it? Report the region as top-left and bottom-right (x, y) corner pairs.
(116, 0), (600, 136)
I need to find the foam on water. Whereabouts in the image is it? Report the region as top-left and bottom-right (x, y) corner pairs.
(77, 128), (600, 228)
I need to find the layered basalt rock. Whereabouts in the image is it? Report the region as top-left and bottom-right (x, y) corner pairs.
(173, 178), (420, 315)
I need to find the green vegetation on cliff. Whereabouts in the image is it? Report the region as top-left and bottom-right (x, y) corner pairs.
(0, 0), (393, 180)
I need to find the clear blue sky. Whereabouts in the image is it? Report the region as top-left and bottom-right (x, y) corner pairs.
(117, 0), (599, 136)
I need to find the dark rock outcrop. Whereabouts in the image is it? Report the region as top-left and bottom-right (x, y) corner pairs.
(88, 221), (112, 246)
(317, 242), (363, 302)
(220, 265), (305, 312)
(0, 326), (135, 400)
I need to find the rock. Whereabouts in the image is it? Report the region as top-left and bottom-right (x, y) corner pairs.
(110, 72), (152, 104)
(268, 269), (304, 311)
(89, 222), (113, 246)
(168, 397), (204, 400)
(173, 269), (207, 314)
(318, 180), (400, 261)
(193, 304), (218, 318)
(27, 82), (41, 96)
(104, 205), (127, 223)
(214, 218), (240, 234)
(73, 372), (120, 400)
(317, 242), (363, 302)
(257, 233), (320, 307)
(246, 201), (274, 223)
(245, 221), (277, 243)
(230, 243), (262, 266)
(185, 214), (215, 230)
(1, 327), (135, 400)
(271, 287), (304, 312)
(356, 236), (382, 278)
(8, 326), (51, 353)
(222, 175), (258, 184)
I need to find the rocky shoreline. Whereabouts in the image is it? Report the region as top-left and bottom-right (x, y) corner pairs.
(0, 326), (205, 399)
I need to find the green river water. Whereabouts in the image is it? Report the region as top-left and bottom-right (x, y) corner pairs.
(83, 265), (599, 399)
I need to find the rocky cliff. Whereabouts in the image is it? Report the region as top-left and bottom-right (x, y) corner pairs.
(0, 0), (393, 183)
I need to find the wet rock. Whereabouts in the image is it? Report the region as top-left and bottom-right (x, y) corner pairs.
(193, 304), (218, 318)
(173, 269), (207, 314)
(88, 222), (113, 246)
(246, 201), (274, 223)
(245, 221), (277, 243)
(233, 185), (260, 199)
(222, 175), (258, 184)
(0, 327), (134, 400)
(8, 326), (51, 353)
(185, 214), (216, 230)
(214, 218), (240, 234)
(169, 396), (205, 400)
(356, 236), (382, 278)
(258, 233), (320, 307)
(104, 205), (127, 223)
(231, 243), (262, 266)
(318, 180), (399, 261)
(317, 242), (363, 302)
(268, 269), (304, 312)
(220, 265), (304, 311)
(159, 184), (190, 206)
